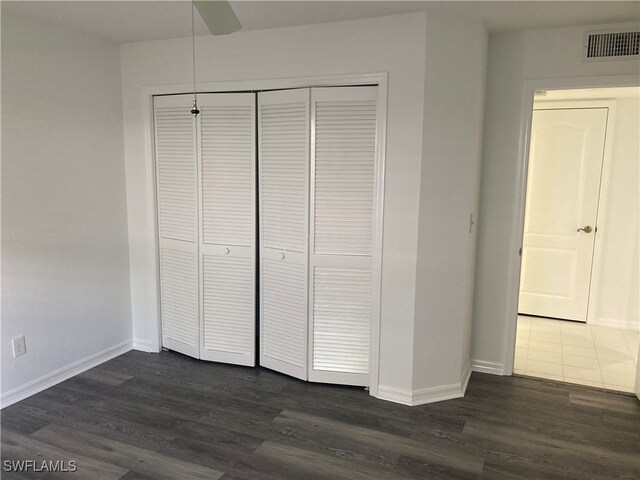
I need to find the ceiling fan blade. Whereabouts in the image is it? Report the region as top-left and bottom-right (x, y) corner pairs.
(194, 1), (242, 35)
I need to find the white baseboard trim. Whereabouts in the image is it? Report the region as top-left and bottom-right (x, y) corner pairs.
(132, 338), (156, 352)
(0, 340), (132, 409)
(471, 359), (505, 375)
(460, 360), (472, 393)
(376, 385), (414, 405)
(377, 362), (473, 407)
(411, 382), (465, 406)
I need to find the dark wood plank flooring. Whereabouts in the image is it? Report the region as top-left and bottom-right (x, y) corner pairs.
(2, 350), (639, 479)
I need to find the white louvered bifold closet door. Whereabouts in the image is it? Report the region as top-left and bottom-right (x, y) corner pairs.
(154, 94), (200, 359)
(258, 89), (310, 380)
(308, 86), (378, 386)
(197, 93), (256, 366)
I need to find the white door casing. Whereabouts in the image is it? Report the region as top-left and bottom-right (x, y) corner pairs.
(519, 106), (609, 322)
(308, 86), (378, 386)
(198, 93), (256, 366)
(154, 94), (200, 358)
(258, 88), (311, 380)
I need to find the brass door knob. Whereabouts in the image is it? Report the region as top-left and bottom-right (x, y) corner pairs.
(577, 226), (593, 233)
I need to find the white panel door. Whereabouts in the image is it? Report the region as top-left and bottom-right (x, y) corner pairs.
(519, 107), (609, 322)
(154, 94), (199, 358)
(309, 86), (378, 386)
(258, 89), (310, 380)
(198, 93), (256, 365)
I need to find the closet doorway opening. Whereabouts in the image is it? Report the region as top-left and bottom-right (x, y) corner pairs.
(148, 75), (387, 396)
(514, 86), (639, 393)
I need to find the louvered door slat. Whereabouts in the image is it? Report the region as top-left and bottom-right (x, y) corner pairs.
(309, 86), (378, 386)
(314, 97), (376, 256)
(198, 93), (256, 366)
(201, 254), (254, 362)
(201, 100), (255, 247)
(312, 266), (372, 375)
(258, 89), (310, 380)
(155, 103), (197, 243)
(259, 95), (309, 253)
(262, 257), (307, 367)
(154, 94), (199, 359)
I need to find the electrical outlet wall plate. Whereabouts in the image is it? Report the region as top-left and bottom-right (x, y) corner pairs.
(12, 335), (26, 358)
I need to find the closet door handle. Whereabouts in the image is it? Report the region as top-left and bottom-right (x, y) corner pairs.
(280, 252), (285, 260)
(224, 248), (230, 255)
(577, 226), (593, 233)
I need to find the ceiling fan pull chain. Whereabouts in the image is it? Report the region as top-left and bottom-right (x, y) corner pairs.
(190, 0), (200, 116)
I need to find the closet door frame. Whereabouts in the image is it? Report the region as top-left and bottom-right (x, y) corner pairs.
(144, 72), (387, 396)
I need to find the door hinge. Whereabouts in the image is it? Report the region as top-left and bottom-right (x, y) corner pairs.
(519, 247), (522, 256)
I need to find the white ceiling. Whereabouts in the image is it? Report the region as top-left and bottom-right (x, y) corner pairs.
(3, 1), (639, 44)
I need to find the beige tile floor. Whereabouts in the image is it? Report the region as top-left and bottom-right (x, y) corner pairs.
(514, 315), (639, 393)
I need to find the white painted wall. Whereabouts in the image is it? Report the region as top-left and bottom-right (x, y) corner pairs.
(591, 94), (639, 331)
(120, 12), (429, 393)
(413, 10), (487, 393)
(1, 13), (132, 404)
(472, 24), (640, 372)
